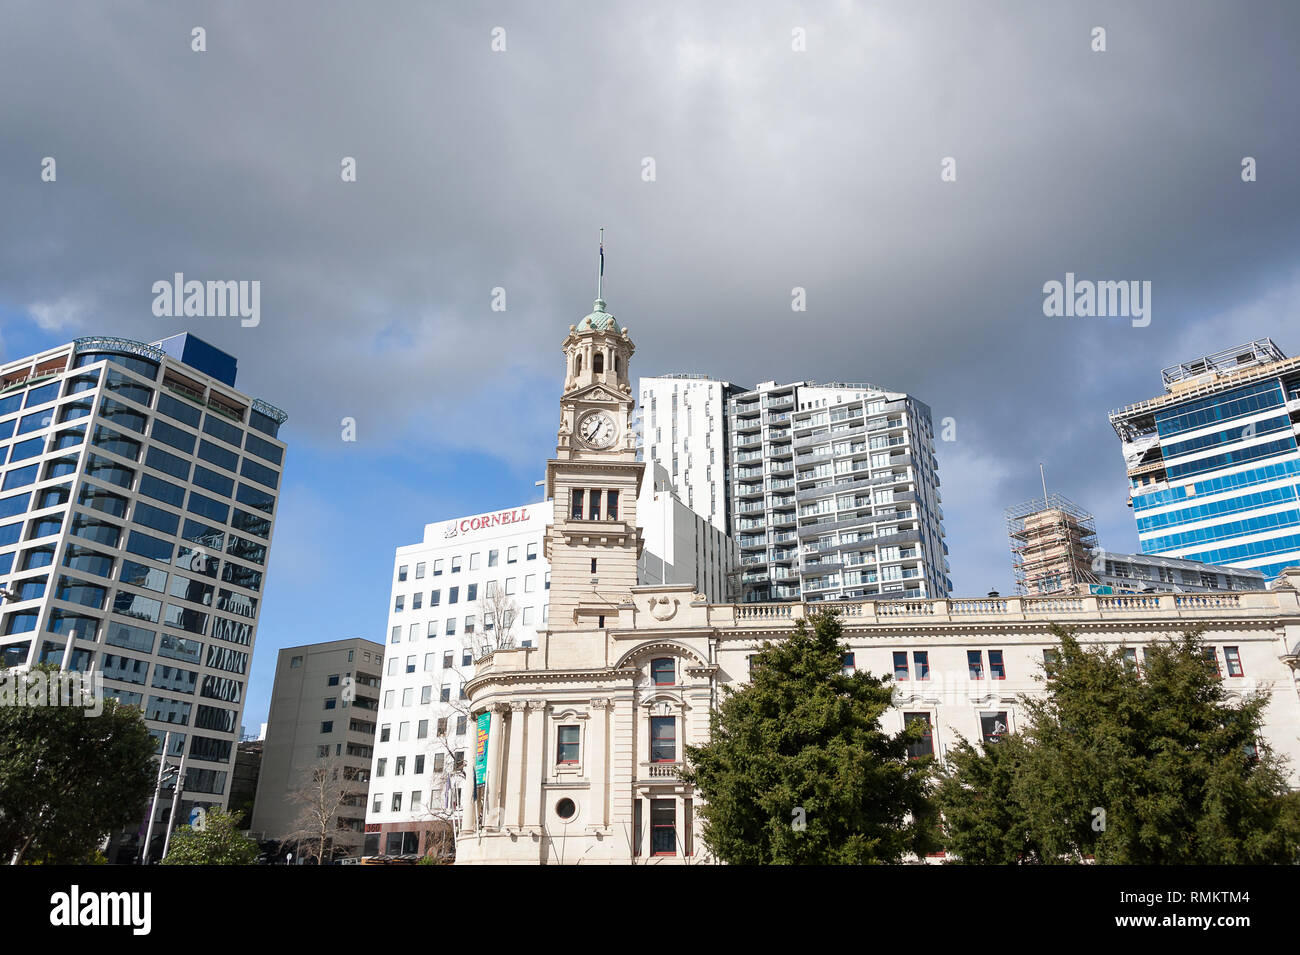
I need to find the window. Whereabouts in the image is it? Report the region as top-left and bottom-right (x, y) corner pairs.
(390, 625), (400, 644)
(607, 490), (619, 520)
(324, 698), (336, 710)
(651, 658), (674, 686)
(988, 650), (1005, 680)
(590, 559), (597, 574)
(557, 725), (580, 764)
(1203, 647), (1221, 678)
(394, 595), (404, 612)
(412, 592), (422, 610)
(455, 715), (467, 736)
(838, 653), (854, 676)
(507, 546), (518, 564)
(461, 651), (472, 667)
(398, 565), (408, 581)
(377, 758), (387, 777)
(415, 754), (425, 774)
(1043, 648), (1061, 678)
(443, 651), (453, 669)
(440, 687), (450, 703)
(650, 799), (676, 856)
(380, 724), (391, 742)
(1224, 646), (1244, 677)
(395, 756), (406, 776)
(449, 586), (459, 604)
(527, 543), (537, 561)
(433, 559), (443, 576)
(524, 574), (536, 593)
(571, 490), (584, 520)
(650, 716), (676, 762)
(505, 578), (515, 596)
(980, 711), (1008, 744)
(893, 651), (908, 680)
(437, 718), (448, 736)
(405, 656), (415, 674)
(967, 650), (984, 680)
(588, 490), (601, 520)
(904, 712), (934, 759)
(465, 614), (476, 633)
(430, 589), (440, 606)
(467, 583), (477, 601)
(415, 562), (425, 579)
(418, 719), (428, 739)
(451, 556), (462, 574)
(469, 553), (480, 570)
(433, 754), (445, 773)
(320, 721), (333, 733)
(488, 549), (499, 567)
(1122, 647), (1139, 671)
(372, 794), (382, 813)
(327, 674), (340, 686)
(391, 793), (402, 812)
(913, 650), (929, 680)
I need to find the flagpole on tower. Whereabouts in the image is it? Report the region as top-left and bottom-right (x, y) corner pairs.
(597, 227), (604, 302)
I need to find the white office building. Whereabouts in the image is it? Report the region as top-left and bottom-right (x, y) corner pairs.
(363, 503), (551, 857)
(638, 461), (735, 601)
(0, 333), (287, 860)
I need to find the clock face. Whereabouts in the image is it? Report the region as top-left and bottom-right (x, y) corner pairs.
(578, 410), (617, 449)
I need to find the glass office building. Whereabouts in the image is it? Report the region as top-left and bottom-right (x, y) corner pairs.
(0, 333), (286, 840)
(1109, 339), (1300, 581)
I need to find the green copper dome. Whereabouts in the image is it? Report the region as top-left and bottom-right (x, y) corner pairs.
(576, 299), (619, 333)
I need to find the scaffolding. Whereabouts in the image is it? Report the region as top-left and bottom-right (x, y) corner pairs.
(1005, 493), (1100, 596)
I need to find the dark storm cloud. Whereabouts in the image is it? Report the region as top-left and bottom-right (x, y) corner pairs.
(3, 0), (1298, 591)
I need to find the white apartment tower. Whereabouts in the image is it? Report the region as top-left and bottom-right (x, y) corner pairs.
(637, 375), (743, 535)
(731, 381), (949, 603)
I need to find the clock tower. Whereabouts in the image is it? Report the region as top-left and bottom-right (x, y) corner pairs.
(543, 284), (644, 634)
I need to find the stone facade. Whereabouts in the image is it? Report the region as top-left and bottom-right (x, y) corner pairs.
(455, 312), (1300, 865)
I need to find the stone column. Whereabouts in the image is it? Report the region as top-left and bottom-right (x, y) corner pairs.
(508, 700), (529, 829)
(523, 701), (546, 828)
(487, 703), (508, 828)
(588, 698), (610, 829)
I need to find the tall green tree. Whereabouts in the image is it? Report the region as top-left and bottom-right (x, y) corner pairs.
(162, 807), (259, 865)
(683, 609), (937, 864)
(934, 733), (1040, 864)
(0, 664), (155, 864)
(937, 626), (1300, 864)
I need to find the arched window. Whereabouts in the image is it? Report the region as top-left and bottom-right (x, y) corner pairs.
(575, 354), (582, 375)
(593, 352), (605, 374)
(651, 657), (675, 686)
(614, 356), (621, 374)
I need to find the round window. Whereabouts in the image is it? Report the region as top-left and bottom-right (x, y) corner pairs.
(555, 798), (577, 821)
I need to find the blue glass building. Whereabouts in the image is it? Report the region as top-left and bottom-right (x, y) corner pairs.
(0, 334), (286, 855)
(1109, 339), (1300, 582)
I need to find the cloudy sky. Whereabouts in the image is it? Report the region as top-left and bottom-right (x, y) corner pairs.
(3, 0), (1299, 727)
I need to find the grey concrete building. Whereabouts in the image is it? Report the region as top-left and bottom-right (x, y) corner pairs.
(251, 637), (383, 859)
